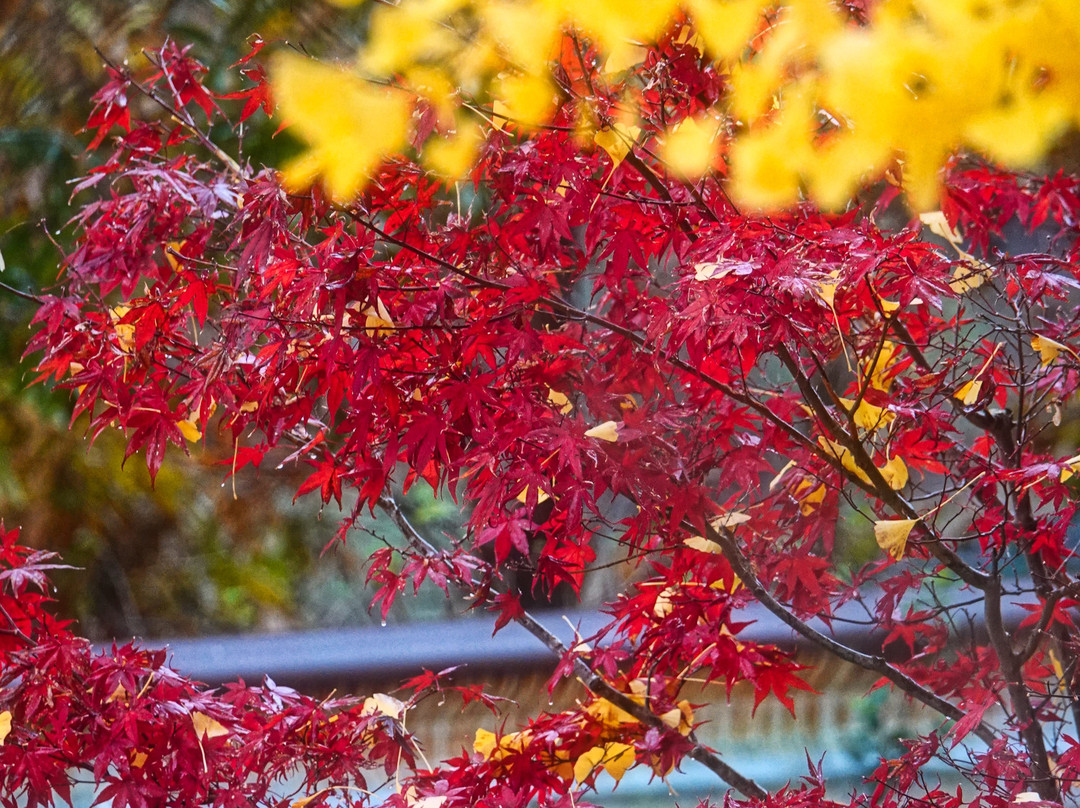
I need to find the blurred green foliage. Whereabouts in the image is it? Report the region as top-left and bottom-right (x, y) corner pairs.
(0, 0), (464, 641)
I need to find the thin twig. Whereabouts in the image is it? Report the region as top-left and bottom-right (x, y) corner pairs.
(704, 520), (998, 747)
(375, 493), (767, 799)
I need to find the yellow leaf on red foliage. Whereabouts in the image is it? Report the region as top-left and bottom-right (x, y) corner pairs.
(661, 115), (718, 178)
(546, 388), (573, 414)
(709, 510), (750, 530)
(191, 711), (229, 740)
(273, 52), (412, 201)
(874, 518), (918, 561)
(177, 418), (202, 443)
(586, 697), (638, 727)
(109, 306), (136, 353)
(684, 535), (722, 554)
(573, 745), (606, 783)
(474, 728), (498, 758)
(794, 479), (826, 515)
(839, 397), (894, 431)
(879, 455), (909, 491)
(594, 122), (641, 167)
(954, 379), (982, 406)
(0, 710), (10, 745)
(603, 742), (636, 781)
(362, 692), (405, 720)
(1032, 335), (1066, 366)
(585, 420), (619, 442)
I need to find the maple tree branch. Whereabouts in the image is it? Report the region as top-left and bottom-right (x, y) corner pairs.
(898, 300), (1080, 741)
(345, 206), (838, 472)
(0, 602), (35, 646)
(774, 344), (989, 590)
(97, 46), (248, 181)
(703, 521), (998, 747)
(0, 279), (43, 304)
(375, 494), (767, 799)
(983, 575), (1059, 801)
(1015, 579), (1080, 664)
(621, 152), (699, 236)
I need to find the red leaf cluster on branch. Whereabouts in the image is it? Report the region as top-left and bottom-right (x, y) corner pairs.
(17, 34), (1080, 808)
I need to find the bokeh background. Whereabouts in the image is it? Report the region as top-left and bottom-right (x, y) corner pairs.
(0, 0), (476, 642)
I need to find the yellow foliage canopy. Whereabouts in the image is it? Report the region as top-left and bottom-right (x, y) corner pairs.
(271, 0), (1080, 210)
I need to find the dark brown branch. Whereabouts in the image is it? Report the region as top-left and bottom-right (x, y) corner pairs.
(984, 576), (1059, 801)
(704, 521), (998, 747)
(0, 280), (42, 304)
(774, 344), (989, 590)
(376, 494), (767, 799)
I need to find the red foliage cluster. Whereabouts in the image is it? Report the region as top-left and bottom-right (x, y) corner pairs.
(14, 29), (1080, 808)
(0, 523), (417, 808)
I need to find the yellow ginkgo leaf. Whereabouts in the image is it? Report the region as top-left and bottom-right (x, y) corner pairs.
(601, 44), (647, 75)
(769, 458), (796, 491)
(657, 699), (696, 735)
(694, 262), (720, 281)
(1059, 453), (1080, 482)
(864, 340), (900, 392)
(585, 420), (620, 442)
(1032, 335), (1066, 366)
(586, 697), (638, 727)
(495, 71), (557, 127)
(362, 693), (405, 720)
(423, 120), (484, 179)
(474, 728), (498, 758)
(709, 511), (751, 530)
(177, 417), (202, 443)
(0, 710), (10, 745)
(661, 115), (718, 179)
(109, 306), (137, 353)
(879, 455), (909, 491)
(685, 0), (769, 62)
(838, 397), (894, 431)
(676, 699), (694, 735)
(949, 257), (992, 294)
(574, 745), (607, 783)
(817, 436), (872, 484)
(603, 742), (636, 782)
(794, 479), (826, 515)
(653, 586), (676, 618)
(515, 485), (551, 505)
(817, 282), (837, 306)
(874, 518), (918, 560)
(954, 379), (983, 406)
(593, 123), (641, 167)
(364, 298), (395, 337)
(546, 388), (573, 414)
(273, 52), (412, 200)
(191, 711), (229, 740)
(684, 535), (722, 554)
(164, 240), (186, 271)
(919, 210), (963, 244)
